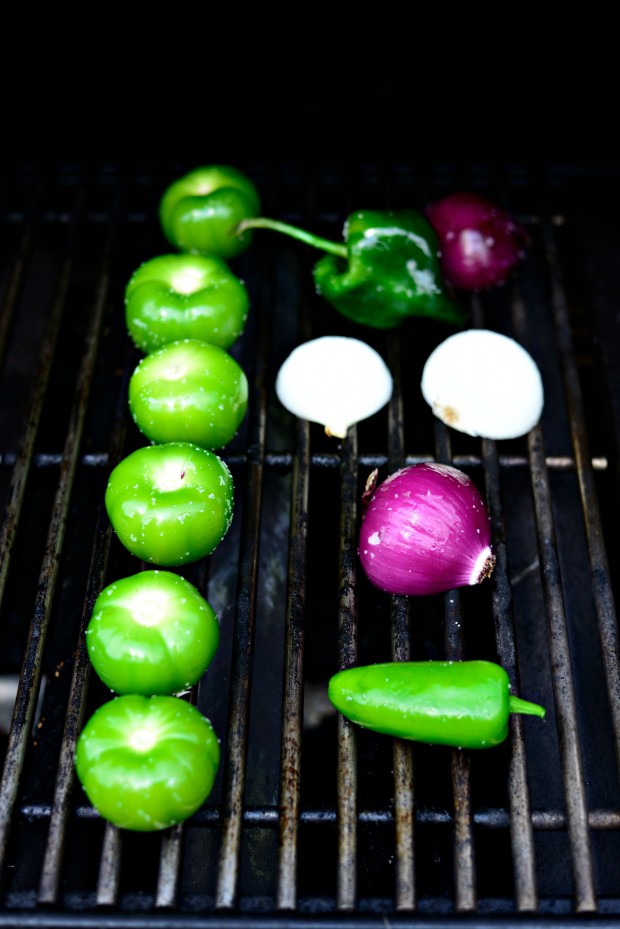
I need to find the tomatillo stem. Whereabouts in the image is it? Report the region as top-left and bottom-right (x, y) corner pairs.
(236, 217), (348, 258)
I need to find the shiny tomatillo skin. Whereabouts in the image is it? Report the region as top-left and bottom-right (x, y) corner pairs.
(328, 661), (545, 749)
(128, 339), (248, 450)
(86, 571), (220, 696)
(238, 209), (463, 329)
(75, 695), (220, 831)
(159, 166), (260, 259)
(125, 254), (249, 353)
(105, 442), (234, 567)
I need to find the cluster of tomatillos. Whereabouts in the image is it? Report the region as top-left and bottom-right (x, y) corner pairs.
(76, 572), (222, 831)
(75, 171), (257, 832)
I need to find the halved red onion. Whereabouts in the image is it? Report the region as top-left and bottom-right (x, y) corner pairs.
(426, 192), (528, 291)
(358, 463), (495, 596)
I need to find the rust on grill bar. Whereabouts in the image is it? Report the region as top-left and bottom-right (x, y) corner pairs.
(336, 427), (358, 911)
(1, 162), (620, 926)
(215, 286), (269, 911)
(386, 336), (416, 913)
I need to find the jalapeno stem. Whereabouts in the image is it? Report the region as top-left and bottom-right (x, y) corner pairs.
(236, 217), (348, 258)
(508, 695), (546, 719)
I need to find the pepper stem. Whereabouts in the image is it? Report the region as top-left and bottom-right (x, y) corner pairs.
(236, 217), (348, 258)
(508, 695), (546, 719)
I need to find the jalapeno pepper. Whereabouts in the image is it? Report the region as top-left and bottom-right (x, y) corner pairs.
(328, 660), (545, 749)
(239, 209), (463, 329)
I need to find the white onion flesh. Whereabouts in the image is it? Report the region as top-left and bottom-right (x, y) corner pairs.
(276, 336), (393, 438)
(421, 329), (544, 440)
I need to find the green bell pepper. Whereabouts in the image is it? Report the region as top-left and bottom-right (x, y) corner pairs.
(160, 165), (261, 260)
(238, 210), (463, 329)
(328, 660), (545, 749)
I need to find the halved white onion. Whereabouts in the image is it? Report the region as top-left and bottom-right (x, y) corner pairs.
(276, 336), (393, 438)
(421, 329), (544, 440)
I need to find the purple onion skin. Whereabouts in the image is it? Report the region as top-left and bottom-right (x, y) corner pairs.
(358, 463), (495, 596)
(426, 192), (528, 292)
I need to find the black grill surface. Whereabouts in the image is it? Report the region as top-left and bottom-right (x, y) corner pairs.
(1, 161), (620, 927)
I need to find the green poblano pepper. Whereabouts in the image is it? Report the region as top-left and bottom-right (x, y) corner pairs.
(313, 210), (463, 328)
(328, 660), (545, 749)
(240, 209), (463, 329)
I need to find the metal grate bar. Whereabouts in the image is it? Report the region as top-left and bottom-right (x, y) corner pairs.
(470, 293), (540, 912)
(390, 608), (415, 911)
(155, 824), (184, 908)
(34, 799), (620, 829)
(0, 181), (41, 374)
(37, 205), (127, 906)
(512, 273), (597, 911)
(0, 187), (84, 615)
(527, 423), (596, 911)
(0, 206), (108, 874)
(276, 417), (310, 910)
(335, 428), (358, 911)
(155, 641), (208, 909)
(542, 219), (620, 777)
(37, 510), (111, 904)
(435, 423), (476, 912)
(215, 293), (270, 910)
(483, 434), (540, 912)
(386, 335), (415, 911)
(96, 823), (121, 905)
(154, 573), (210, 910)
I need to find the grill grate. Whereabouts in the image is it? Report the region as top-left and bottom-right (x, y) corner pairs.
(1, 162), (620, 925)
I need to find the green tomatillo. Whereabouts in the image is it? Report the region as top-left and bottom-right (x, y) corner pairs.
(125, 254), (249, 353)
(86, 570), (220, 696)
(328, 661), (545, 749)
(159, 165), (260, 259)
(128, 339), (248, 450)
(75, 694), (220, 831)
(237, 209), (464, 329)
(105, 443), (234, 567)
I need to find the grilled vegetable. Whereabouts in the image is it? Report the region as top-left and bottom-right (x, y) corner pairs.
(426, 191), (528, 291)
(86, 571), (220, 696)
(105, 443), (234, 567)
(159, 165), (260, 259)
(275, 336), (393, 438)
(239, 209), (463, 329)
(125, 254), (249, 354)
(75, 695), (220, 831)
(328, 661), (545, 749)
(420, 329), (544, 440)
(128, 339), (248, 450)
(358, 463), (495, 596)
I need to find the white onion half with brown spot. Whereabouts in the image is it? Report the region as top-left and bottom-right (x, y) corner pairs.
(421, 329), (544, 440)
